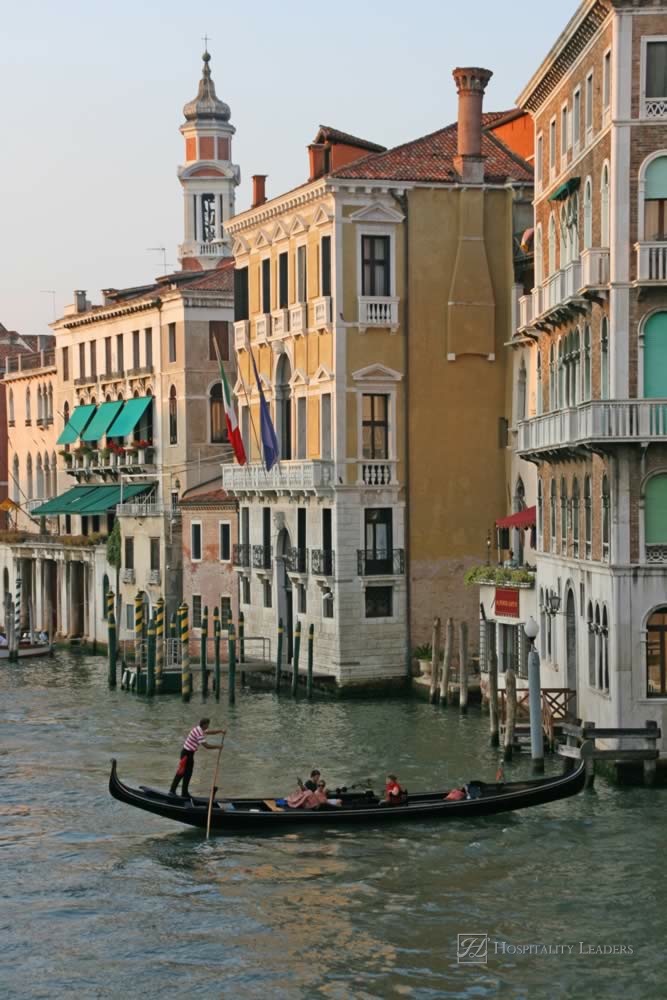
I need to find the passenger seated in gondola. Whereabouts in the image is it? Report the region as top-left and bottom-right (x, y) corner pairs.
(0, 631), (7, 647)
(285, 779), (341, 809)
(444, 787), (466, 801)
(383, 774), (407, 805)
(296, 769), (321, 792)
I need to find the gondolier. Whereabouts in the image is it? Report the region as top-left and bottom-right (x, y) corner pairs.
(169, 718), (225, 798)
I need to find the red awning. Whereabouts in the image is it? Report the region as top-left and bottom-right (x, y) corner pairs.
(495, 506), (536, 529)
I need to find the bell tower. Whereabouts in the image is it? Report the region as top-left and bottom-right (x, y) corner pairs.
(177, 50), (240, 270)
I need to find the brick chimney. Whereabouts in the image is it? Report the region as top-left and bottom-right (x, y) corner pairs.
(452, 67), (493, 183)
(252, 175), (267, 208)
(308, 143), (328, 181)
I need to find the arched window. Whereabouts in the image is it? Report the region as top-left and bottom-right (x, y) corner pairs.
(583, 177), (593, 249)
(560, 477), (568, 553)
(63, 400), (70, 432)
(569, 192), (579, 261)
(25, 387), (31, 424)
(548, 214), (556, 275)
(275, 354), (292, 461)
(12, 455), (19, 503)
(537, 479), (543, 549)
(601, 163), (610, 246)
(8, 389), (14, 425)
(572, 477), (580, 557)
(558, 339), (565, 408)
(517, 359), (527, 422)
(550, 479), (557, 551)
(560, 203), (569, 267)
(601, 606), (609, 691)
(595, 604), (602, 688)
(36, 386), (42, 423)
(35, 454), (44, 500)
(645, 473), (667, 561)
(210, 383), (226, 443)
(642, 312), (667, 397)
(26, 454), (33, 500)
(539, 588), (546, 658)
(583, 325), (591, 400)
(48, 384), (53, 421)
(571, 328), (581, 405)
(600, 317), (609, 399)
(584, 475), (592, 558)
(43, 453), (50, 499)
(602, 474), (610, 561)
(549, 344), (557, 411)
(169, 386), (178, 445)
(536, 350), (543, 415)
(643, 156), (667, 241)
(587, 602), (596, 686)
(535, 224), (543, 286)
(647, 606), (667, 697)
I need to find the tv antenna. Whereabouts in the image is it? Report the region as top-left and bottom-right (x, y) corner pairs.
(147, 247), (169, 275)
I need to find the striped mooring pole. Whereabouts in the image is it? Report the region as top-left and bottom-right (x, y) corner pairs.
(291, 620), (301, 697)
(275, 618), (283, 693)
(228, 623), (236, 706)
(180, 603), (191, 703)
(106, 589), (115, 621)
(12, 575), (22, 662)
(200, 605), (209, 697)
(155, 597), (164, 694)
(107, 606), (117, 688)
(213, 607), (221, 700)
(307, 624), (314, 699)
(134, 591), (144, 678)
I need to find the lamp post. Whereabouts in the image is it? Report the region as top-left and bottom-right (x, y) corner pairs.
(524, 615), (544, 773)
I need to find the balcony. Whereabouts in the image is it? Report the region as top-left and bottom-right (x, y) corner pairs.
(358, 460), (397, 487)
(635, 242), (667, 284)
(358, 296), (399, 331)
(74, 374), (97, 388)
(222, 460), (335, 496)
(313, 296), (332, 330)
(252, 544), (272, 571)
(232, 543), (250, 568)
(311, 549), (335, 577)
(285, 547), (308, 573)
(646, 544), (667, 564)
(255, 314), (271, 343)
(178, 240), (226, 260)
(289, 303), (307, 335)
(643, 98), (667, 119)
(116, 500), (170, 517)
(581, 247), (609, 288)
(357, 549), (405, 576)
(5, 349), (56, 376)
(121, 568), (135, 584)
(234, 320), (249, 350)
(271, 308), (289, 338)
(518, 399), (667, 457)
(148, 569), (161, 585)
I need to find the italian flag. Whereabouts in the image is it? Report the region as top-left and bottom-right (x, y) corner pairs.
(216, 344), (247, 465)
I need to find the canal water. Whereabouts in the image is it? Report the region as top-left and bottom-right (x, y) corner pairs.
(1, 653), (665, 1000)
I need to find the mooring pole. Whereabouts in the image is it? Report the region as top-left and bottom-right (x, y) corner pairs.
(228, 623), (236, 706)
(489, 647), (500, 748)
(504, 666), (517, 761)
(12, 576), (21, 662)
(213, 606), (221, 700)
(528, 638), (544, 773)
(146, 614), (156, 697)
(200, 605), (209, 697)
(180, 603), (191, 703)
(107, 607), (117, 688)
(239, 610), (245, 663)
(459, 621), (469, 714)
(307, 623), (314, 699)
(155, 597), (164, 694)
(292, 620), (301, 696)
(440, 617), (453, 705)
(429, 616), (441, 704)
(107, 589), (115, 622)
(275, 618), (283, 693)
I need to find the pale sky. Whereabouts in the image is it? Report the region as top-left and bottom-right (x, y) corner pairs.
(1, 0), (579, 338)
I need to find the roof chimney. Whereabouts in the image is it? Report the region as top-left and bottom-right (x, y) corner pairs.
(308, 143), (328, 181)
(252, 175), (267, 208)
(74, 290), (87, 314)
(452, 67), (493, 183)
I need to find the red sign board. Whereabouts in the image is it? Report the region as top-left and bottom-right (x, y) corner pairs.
(495, 587), (520, 618)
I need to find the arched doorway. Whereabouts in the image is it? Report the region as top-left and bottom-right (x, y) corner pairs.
(566, 588), (577, 714)
(276, 527), (293, 662)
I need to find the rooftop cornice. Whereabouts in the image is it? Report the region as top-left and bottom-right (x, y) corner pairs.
(517, 0), (612, 113)
(54, 298), (161, 331)
(226, 180), (329, 234)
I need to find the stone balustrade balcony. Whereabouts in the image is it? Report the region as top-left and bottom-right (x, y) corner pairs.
(222, 460), (334, 496)
(518, 399), (667, 457)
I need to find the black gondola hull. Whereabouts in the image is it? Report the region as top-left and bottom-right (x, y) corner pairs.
(108, 759), (586, 833)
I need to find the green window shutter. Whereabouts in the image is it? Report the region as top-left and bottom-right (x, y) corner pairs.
(646, 475), (667, 544)
(643, 312), (667, 397)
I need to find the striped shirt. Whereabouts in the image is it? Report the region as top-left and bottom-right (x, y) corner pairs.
(183, 726), (207, 752)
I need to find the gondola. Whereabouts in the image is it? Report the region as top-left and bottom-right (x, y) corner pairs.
(109, 758), (586, 833)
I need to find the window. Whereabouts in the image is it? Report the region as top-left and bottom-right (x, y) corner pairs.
(365, 585), (393, 618)
(219, 522), (231, 562)
(548, 214), (556, 275)
(549, 118), (556, 173)
(209, 321), (229, 362)
(263, 580), (272, 608)
(573, 88), (581, 150)
(645, 41), (667, 107)
(11, 455), (19, 503)
(600, 164), (610, 246)
(560, 478), (568, 553)
(26, 454), (33, 499)
(241, 577), (250, 605)
(603, 50), (612, 112)
(572, 478), (580, 557)
(535, 224), (543, 286)
(600, 318), (609, 399)
(61, 346), (69, 382)
(278, 252), (288, 308)
(150, 538), (160, 571)
(364, 508), (393, 574)
(79, 343), (86, 380)
(261, 257), (271, 314)
(235, 267), (249, 321)
(583, 178), (593, 249)
(537, 479), (543, 548)
(191, 522), (202, 561)
(104, 337), (112, 375)
(8, 389), (14, 425)
(536, 350), (543, 416)
(585, 72), (594, 138)
(116, 334), (124, 372)
(549, 344), (556, 411)
(168, 323), (177, 363)
(89, 341), (97, 379)
(517, 360), (526, 422)
(550, 479), (557, 551)
(126, 604), (134, 631)
(362, 235), (390, 296)
(643, 157), (667, 240)
(297, 583), (307, 614)
(561, 104), (569, 157)
(321, 235), (331, 296)
(321, 393), (332, 459)
(536, 134), (543, 191)
(584, 476), (592, 558)
(362, 394), (388, 460)
(583, 325), (591, 400)
(124, 537), (134, 570)
(296, 245), (307, 303)
(169, 386), (178, 444)
(220, 597), (232, 628)
(323, 590), (334, 619)
(645, 474), (667, 557)
(297, 396), (307, 459)
(145, 328), (153, 368)
(559, 203), (569, 267)
(192, 595), (202, 629)
(210, 383), (225, 443)
(647, 606), (667, 697)
(132, 331), (140, 369)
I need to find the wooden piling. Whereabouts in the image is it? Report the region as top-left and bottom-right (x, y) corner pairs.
(180, 603), (191, 702)
(503, 667), (517, 760)
(213, 607), (221, 700)
(275, 618), (283, 692)
(200, 605), (209, 697)
(146, 615), (156, 697)
(440, 618), (453, 705)
(106, 589), (115, 621)
(134, 591), (144, 670)
(239, 610), (245, 663)
(458, 621), (469, 714)
(307, 624), (314, 699)
(11, 578), (21, 662)
(429, 617), (441, 704)
(228, 623), (236, 705)
(169, 612), (177, 640)
(292, 621), (301, 696)
(107, 607), (117, 688)
(155, 597), (164, 694)
(489, 647), (500, 747)
(644, 719), (659, 786)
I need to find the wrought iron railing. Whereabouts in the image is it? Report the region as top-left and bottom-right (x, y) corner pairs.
(285, 547), (308, 573)
(356, 548), (405, 576)
(232, 543), (250, 567)
(252, 544), (272, 570)
(311, 549), (334, 576)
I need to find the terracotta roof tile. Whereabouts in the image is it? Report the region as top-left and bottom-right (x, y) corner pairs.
(314, 125), (386, 152)
(179, 487), (234, 506)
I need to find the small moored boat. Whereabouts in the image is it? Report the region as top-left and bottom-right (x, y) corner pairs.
(0, 643), (53, 660)
(109, 758), (586, 833)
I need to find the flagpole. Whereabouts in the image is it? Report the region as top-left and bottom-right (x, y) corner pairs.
(213, 338), (261, 463)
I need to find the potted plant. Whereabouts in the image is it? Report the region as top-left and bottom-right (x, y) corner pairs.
(98, 446), (110, 465)
(124, 444), (138, 467)
(60, 450), (73, 466)
(135, 438), (153, 464)
(413, 642), (433, 678)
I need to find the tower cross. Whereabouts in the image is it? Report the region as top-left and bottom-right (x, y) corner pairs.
(202, 34), (211, 51)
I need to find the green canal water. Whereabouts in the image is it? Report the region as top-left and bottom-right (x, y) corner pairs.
(1, 653), (665, 1000)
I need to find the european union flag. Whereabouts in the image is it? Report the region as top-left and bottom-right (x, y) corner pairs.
(250, 351), (280, 472)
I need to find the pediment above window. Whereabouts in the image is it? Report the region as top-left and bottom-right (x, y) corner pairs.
(313, 364), (333, 383)
(254, 230), (272, 250)
(289, 368), (309, 388)
(288, 214), (309, 236)
(351, 363), (403, 382)
(271, 221), (290, 242)
(312, 205), (333, 227)
(232, 236), (250, 256)
(348, 202), (404, 225)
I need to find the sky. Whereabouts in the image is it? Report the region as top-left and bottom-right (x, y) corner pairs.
(1, 0), (579, 338)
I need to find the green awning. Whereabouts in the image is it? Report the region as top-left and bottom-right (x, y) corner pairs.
(548, 177), (580, 202)
(106, 397), (152, 438)
(31, 484), (151, 517)
(56, 405), (96, 446)
(80, 401), (124, 442)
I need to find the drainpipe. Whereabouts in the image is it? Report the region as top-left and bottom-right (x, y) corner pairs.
(392, 190), (411, 680)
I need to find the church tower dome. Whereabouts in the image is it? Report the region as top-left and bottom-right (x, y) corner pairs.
(177, 50), (240, 271)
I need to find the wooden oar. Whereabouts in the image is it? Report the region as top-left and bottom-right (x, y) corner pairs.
(206, 735), (225, 839)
